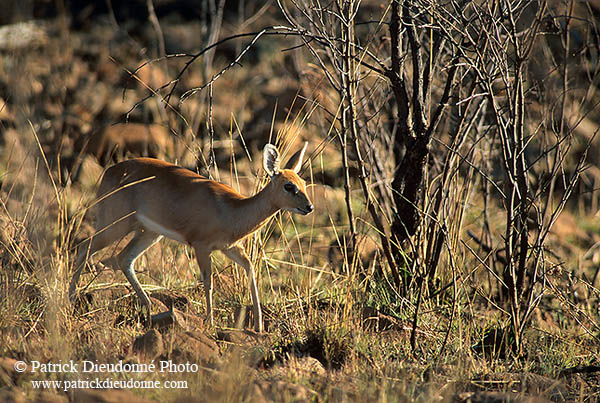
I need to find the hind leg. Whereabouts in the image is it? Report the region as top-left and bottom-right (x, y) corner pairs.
(70, 213), (137, 299)
(109, 230), (163, 325)
(70, 232), (114, 300)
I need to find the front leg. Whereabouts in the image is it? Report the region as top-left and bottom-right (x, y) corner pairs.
(193, 245), (214, 328)
(222, 246), (263, 332)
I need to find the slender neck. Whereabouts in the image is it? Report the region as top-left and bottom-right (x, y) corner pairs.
(231, 181), (280, 239)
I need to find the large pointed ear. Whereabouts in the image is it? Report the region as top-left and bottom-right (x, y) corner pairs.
(283, 142), (308, 173)
(263, 144), (280, 177)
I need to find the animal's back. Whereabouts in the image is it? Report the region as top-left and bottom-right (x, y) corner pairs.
(94, 158), (248, 245)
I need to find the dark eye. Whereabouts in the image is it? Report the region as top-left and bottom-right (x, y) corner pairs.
(284, 183), (298, 194)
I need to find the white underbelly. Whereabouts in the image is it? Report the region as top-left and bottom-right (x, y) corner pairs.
(137, 213), (187, 243)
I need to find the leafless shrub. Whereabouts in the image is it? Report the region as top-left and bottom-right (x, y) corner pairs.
(273, 0), (599, 354)
(132, 0), (600, 356)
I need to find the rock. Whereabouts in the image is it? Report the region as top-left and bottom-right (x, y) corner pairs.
(0, 357), (24, 386)
(170, 308), (206, 331)
(167, 331), (220, 366)
(0, 22), (48, 51)
(217, 329), (264, 346)
(251, 383), (268, 403)
(133, 329), (164, 360)
(150, 307), (206, 331)
(0, 387), (25, 403)
(150, 310), (177, 328)
(173, 397), (203, 403)
(269, 380), (313, 401)
(72, 389), (154, 403)
(33, 391), (69, 403)
(148, 297), (169, 313)
(284, 356), (326, 377)
(150, 292), (190, 311)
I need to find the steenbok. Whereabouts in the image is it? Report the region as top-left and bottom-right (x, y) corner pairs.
(70, 143), (313, 332)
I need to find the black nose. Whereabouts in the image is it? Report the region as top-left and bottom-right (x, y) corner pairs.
(306, 204), (314, 213)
